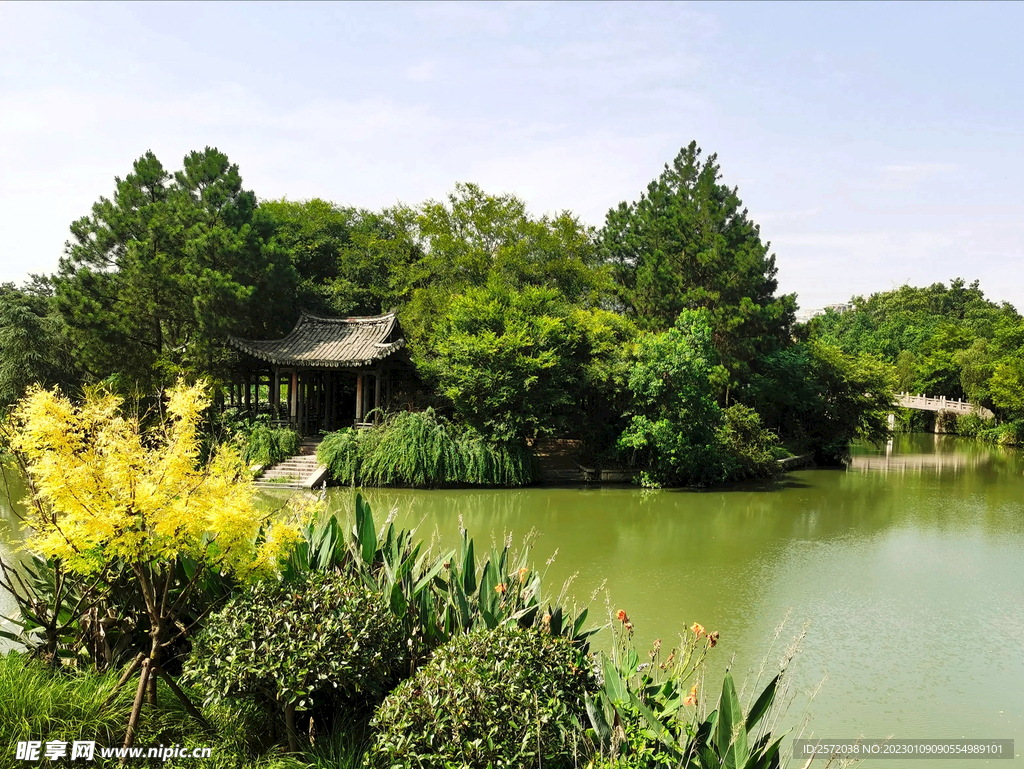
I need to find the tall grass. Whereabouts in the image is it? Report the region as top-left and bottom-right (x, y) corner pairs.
(0, 652), (363, 768)
(0, 652), (133, 748)
(317, 409), (534, 488)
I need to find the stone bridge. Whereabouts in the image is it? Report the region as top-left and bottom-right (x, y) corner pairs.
(895, 392), (994, 420)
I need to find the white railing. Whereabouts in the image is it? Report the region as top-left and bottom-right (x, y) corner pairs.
(895, 393), (994, 419)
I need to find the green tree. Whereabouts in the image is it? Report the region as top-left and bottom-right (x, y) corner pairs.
(619, 310), (776, 486)
(423, 281), (583, 442)
(989, 357), (1024, 416)
(258, 199), (420, 317)
(55, 148), (296, 391)
(743, 342), (896, 463)
(403, 182), (610, 350)
(0, 279), (79, 410)
(600, 142), (796, 387)
(810, 279), (1024, 430)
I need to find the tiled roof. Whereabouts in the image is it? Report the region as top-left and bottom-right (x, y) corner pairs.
(228, 311), (406, 368)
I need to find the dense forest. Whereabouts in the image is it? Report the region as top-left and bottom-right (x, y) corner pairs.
(0, 142), (942, 484)
(814, 280), (1024, 442)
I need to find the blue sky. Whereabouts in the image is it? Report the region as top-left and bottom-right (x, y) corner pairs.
(2, 1), (1022, 310)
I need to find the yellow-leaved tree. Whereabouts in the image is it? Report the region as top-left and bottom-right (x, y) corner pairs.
(9, 380), (303, 748)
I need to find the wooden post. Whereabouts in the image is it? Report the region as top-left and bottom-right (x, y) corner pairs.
(314, 373), (322, 432)
(374, 367), (382, 422)
(244, 373), (251, 412)
(272, 367), (280, 416)
(355, 374), (364, 423)
(328, 373), (336, 432)
(296, 372), (305, 435)
(289, 372), (297, 420)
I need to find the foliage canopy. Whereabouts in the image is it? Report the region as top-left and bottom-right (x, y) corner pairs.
(601, 141), (796, 385)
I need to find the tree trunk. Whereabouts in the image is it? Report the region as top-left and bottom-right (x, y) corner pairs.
(121, 659), (151, 764)
(284, 701), (299, 753)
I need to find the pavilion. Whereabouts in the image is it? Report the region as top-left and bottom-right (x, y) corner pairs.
(227, 311), (413, 435)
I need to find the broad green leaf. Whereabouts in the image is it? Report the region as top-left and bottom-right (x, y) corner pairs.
(745, 674), (779, 732)
(602, 655), (628, 705)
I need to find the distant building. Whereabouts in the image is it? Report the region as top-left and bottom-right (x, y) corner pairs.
(794, 303), (852, 324)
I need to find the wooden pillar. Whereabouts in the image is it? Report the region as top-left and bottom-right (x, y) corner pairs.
(316, 372), (323, 430)
(328, 373), (337, 432)
(297, 372), (305, 435)
(271, 367), (280, 415)
(374, 367), (382, 423)
(355, 374), (364, 423)
(289, 372), (297, 420)
(244, 372), (251, 412)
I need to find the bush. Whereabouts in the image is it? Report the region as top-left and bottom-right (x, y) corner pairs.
(317, 409), (534, 487)
(184, 571), (404, 746)
(955, 412), (985, 438)
(976, 418), (1024, 446)
(364, 623), (595, 769)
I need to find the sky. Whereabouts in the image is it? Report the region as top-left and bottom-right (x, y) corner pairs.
(2, 1), (1023, 311)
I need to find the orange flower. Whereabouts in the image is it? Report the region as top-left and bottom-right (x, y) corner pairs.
(690, 622), (706, 638)
(616, 609), (629, 623)
(518, 567), (529, 582)
(624, 621), (634, 633)
(495, 583), (507, 594)
(683, 684), (698, 707)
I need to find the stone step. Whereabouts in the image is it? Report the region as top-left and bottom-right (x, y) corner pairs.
(255, 452), (329, 489)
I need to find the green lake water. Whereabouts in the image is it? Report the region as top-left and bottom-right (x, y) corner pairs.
(3, 434), (1023, 764)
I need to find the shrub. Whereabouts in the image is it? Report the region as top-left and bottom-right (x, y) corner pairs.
(955, 412), (985, 438)
(317, 409), (534, 487)
(364, 623), (595, 769)
(184, 571), (404, 750)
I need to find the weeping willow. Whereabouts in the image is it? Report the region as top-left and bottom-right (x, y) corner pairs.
(316, 409), (534, 488)
(242, 424), (302, 467)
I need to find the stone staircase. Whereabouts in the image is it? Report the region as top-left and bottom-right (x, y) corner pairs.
(255, 443), (329, 489)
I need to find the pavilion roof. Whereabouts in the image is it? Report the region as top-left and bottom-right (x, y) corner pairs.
(228, 311), (406, 368)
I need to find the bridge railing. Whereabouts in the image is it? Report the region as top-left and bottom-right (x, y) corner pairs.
(895, 393), (994, 419)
